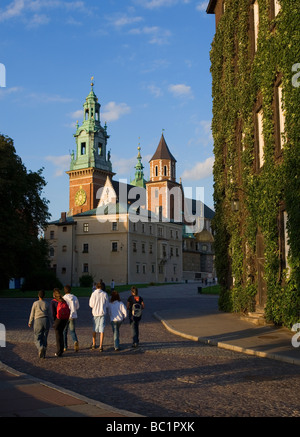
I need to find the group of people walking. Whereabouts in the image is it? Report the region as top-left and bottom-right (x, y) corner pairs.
(28, 283), (144, 358)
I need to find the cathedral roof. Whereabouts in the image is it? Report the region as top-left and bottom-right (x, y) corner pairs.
(150, 134), (176, 162)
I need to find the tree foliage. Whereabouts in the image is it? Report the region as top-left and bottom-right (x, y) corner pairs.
(0, 134), (51, 289)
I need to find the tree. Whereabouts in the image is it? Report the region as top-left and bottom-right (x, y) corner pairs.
(0, 134), (51, 289)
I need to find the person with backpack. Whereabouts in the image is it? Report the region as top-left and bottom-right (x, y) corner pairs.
(51, 288), (70, 357)
(127, 286), (144, 348)
(108, 291), (127, 351)
(28, 290), (52, 358)
(63, 285), (80, 352)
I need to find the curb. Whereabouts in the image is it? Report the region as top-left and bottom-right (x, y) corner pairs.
(153, 313), (300, 367)
(0, 361), (143, 417)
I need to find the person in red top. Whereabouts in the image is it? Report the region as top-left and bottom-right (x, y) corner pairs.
(51, 289), (70, 357)
(127, 286), (145, 348)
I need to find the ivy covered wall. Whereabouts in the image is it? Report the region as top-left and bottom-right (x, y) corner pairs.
(210, 0), (300, 327)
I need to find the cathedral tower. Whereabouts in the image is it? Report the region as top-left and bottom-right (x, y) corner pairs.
(67, 79), (115, 215)
(146, 134), (183, 221)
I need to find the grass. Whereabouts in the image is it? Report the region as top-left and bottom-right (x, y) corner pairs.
(0, 282), (165, 298)
(0, 283), (220, 298)
(201, 284), (220, 295)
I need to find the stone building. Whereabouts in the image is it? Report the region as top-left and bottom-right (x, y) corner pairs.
(207, 0), (300, 325)
(45, 83), (215, 287)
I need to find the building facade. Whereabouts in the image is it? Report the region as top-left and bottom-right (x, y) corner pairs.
(45, 84), (215, 287)
(207, 0), (300, 326)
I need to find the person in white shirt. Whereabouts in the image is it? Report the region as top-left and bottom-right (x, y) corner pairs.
(63, 285), (80, 352)
(89, 282), (109, 351)
(108, 291), (127, 351)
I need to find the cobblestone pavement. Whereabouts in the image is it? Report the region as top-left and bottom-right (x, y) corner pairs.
(1, 291), (300, 417)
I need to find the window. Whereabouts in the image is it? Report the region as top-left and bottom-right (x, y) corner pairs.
(62, 267), (66, 274)
(136, 264), (140, 274)
(83, 263), (89, 273)
(62, 226), (67, 232)
(176, 247), (179, 257)
(133, 242), (137, 252)
(274, 0), (281, 16)
(142, 243), (145, 253)
(142, 264), (146, 274)
(98, 143), (103, 156)
(155, 166), (158, 177)
(62, 245), (67, 252)
(162, 245), (167, 258)
(112, 242), (118, 252)
(152, 264), (155, 273)
(256, 107), (264, 168)
(49, 247), (54, 257)
(164, 165), (167, 176)
(283, 211), (290, 273)
(112, 222), (118, 231)
(253, 0), (259, 52)
(81, 142), (86, 155)
(50, 230), (54, 239)
(149, 244), (153, 254)
(159, 265), (164, 274)
(83, 223), (89, 232)
(275, 81), (285, 151)
(83, 243), (89, 253)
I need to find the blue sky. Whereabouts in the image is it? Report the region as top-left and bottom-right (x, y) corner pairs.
(0, 0), (215, 220)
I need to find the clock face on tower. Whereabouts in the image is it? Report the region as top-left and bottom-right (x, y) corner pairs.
(75, 187), (87, 206)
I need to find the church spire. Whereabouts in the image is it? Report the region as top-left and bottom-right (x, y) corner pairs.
(70, 79), (112, 173)
(131, 143), (147, 188)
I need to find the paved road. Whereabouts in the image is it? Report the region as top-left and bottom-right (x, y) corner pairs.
(1, 284), (300, 417)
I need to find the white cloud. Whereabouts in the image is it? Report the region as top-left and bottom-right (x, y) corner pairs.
(147, 84), (162, 98)
(102, 101), (131, 122)
(129, 26), (171, 45)
(0, 86), (22, 98)
(135, 0), (190, 9)
(27, 92), (73, 103)
(0, 0), (90, 24)
(113, 153), (152, 178)
(69, 109), (82, 120)
(109, 14), (143, 28)
(168, 83), (193, 99)
(181, 156), (214, 181)
(45, 154), (71, 177)
(0, 0), (25, 22)
(26, 13), (49, 28)
(196, 1), (207, 12)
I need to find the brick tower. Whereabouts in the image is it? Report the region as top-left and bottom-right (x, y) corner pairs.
(66, 79), (115, 216)
(146, 133), (183, 222)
